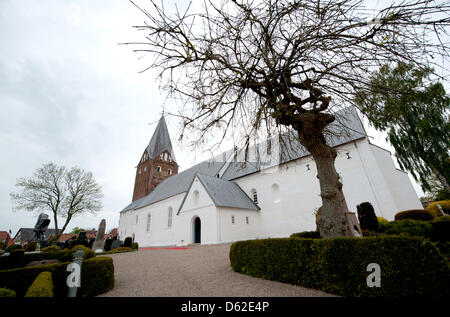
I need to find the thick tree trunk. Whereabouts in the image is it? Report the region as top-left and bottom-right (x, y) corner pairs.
(295, 113), (355, 238)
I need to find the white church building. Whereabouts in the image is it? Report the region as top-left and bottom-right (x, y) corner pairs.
(118, 107), (422, 247)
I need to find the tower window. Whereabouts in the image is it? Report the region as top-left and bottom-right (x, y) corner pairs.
(157, 166), (162, 173)
(168, 168), (172, 175)
(164, 152), (168, 161)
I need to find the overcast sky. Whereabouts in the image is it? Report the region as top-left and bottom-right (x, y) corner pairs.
(0, 0), (432, 237)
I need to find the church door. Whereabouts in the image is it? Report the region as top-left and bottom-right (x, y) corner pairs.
(194, 217), (201, 244)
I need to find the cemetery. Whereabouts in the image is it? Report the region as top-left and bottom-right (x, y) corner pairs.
(0, 216), (138, 297)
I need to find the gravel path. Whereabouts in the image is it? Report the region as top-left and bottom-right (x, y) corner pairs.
(98, 243), (335, 297)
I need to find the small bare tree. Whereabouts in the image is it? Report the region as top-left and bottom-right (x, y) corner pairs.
(125, 0), (450, 237)
(10, 162), (103, 243)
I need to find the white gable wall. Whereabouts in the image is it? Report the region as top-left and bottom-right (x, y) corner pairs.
(217, 207), (262, 243)
(177, 176), (218, 245)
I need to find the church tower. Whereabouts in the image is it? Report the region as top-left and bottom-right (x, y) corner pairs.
(132, 116), (179, 202)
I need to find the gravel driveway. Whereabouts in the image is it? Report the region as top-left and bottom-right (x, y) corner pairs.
(98, 243), (335, 297)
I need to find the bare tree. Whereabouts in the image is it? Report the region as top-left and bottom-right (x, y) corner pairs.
(10, 162), (103, 243)
(125, 0), (450, 238)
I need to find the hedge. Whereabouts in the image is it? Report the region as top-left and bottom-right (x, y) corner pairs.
(0, 256), (114, 297)
(0, 288), (15, 297)
(427, 200), (450, 218)
(430, 216), (450, 242)
(290, 231), (321, 239)
(229, 236), (450, 297)
(24, 271), (54, 297)
(394, 209), (433, 221)
(378, 219), (432, 238)
(5, 244), (22, 252)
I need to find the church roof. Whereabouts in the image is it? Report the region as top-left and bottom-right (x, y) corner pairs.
(177, 173), (260, 213)
(121, 106), (367, 213)
(121, 159), (226, 212)
(145, 116), (177, 164)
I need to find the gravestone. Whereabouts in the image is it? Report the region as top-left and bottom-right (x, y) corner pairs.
(91, 219), (106, 253)
(111, 240), (123, 250)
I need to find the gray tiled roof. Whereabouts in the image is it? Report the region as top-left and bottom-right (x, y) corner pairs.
(222, 106), (367, 180)
(121, 159), (226, 212)
(177, 173), (260, 213)
(121, 106), (366, 212)
(145, 116), (177, 164)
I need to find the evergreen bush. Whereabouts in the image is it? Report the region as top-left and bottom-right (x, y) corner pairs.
(378, 219), (432, 238)
(426, 200), (450, 218)
(0, 288), (15, 297)
(394, 209), (433, 221)
(5, 244), (22, 252)
(290, 231), (321, 239)
(124, 237), (132, 248)
(356, 202), (379, 231)
(230, 236), (450, 297)
(24, 271), (53, 297)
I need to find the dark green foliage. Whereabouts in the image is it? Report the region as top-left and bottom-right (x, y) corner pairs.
(0, 288), (15, 297)
(430, 216), (450, 242)
(290, 231), (321, 239)
(41, 245), (62, 253)
(24, 271), (53, 297)
(394, 209), (433, 221)
(131, 242), (139, 250)
(434, 241), (450, 259)
(355, 62), (450, 193)
(378, 219), (432, 238)
(24, 242), (37, 252)
(5, 244), (22, 252)
(230, 237), (450, 297)
(71, 245), (95, 259)
(356, 202), (379, 231)
(124, 237), (132, 248)
(8, 249), (25, 268)
(104, 239), (113, 252)
(0, 256), (114, 297)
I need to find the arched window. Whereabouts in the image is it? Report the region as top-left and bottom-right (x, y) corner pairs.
(251, 189), (258, 204)
(168, 168), (172, 175)
(157, 166), (162, 173)
(146, 214), (151, 232)
(168, 207), (173, 228)
(164, 152), (168, 161)
(193, 190), (199, 204)
(271, 183), (280, 203)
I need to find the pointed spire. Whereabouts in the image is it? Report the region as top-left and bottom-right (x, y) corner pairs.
(146, 116), (177, 164)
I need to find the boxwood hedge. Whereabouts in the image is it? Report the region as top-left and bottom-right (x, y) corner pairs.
(0, 256), (114, 297)
(229, 236), (450, 297)
(24, 271), (54, 297)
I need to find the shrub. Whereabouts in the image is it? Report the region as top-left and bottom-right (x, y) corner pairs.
(104, 239), (113, 252)
(71, 245), (95, 259)
(394, 209), (433, 221)
(0, 256), (114, 297)
(24, 271), (53, 297)
(108, 247), (133, 253)
(377, 217), (389, 226)
(0, 287), (15, 297)
(430, 216), (450, 242)
(24, 242), (37, 252)
(5, 244), (22, 252)
(230, 236), (450, 297)
(124, 237), (132, 248)
(131, 242), (139, 250)
(41, 245), (62, 253)
(356, 202), (379, 231)
(290, 231), (321, 239)
(379, 219), (432, 238)
(427, 200), (450, 218)
(8, 249), (25, 268)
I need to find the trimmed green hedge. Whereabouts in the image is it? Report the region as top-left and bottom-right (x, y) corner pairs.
(0, 288), (15, 297)
(5, 244), (22, 252)
(394, 209), (433, 221)
(25, 271), (54, 297)
(229, 236), (450, 297)
(378, 219), (432, 238)
(290, 231), (321, 239)
(0, 256), (114, 297)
